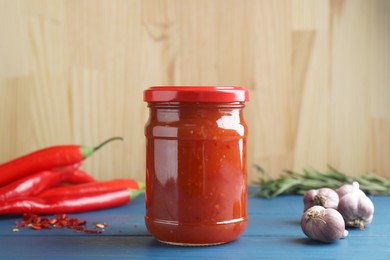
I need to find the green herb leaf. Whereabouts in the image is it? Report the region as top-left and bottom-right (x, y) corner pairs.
(254, 165), (390, 198)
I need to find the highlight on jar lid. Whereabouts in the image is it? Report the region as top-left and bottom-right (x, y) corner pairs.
(144, 86), (249, 102)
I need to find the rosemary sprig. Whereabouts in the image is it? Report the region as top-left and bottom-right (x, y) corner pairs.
(254, 165), (390, 199)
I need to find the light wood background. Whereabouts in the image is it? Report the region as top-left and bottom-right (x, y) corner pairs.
(0, 0), (389, 184)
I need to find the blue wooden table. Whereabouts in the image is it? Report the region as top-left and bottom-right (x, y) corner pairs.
(0, 187), (389, 259)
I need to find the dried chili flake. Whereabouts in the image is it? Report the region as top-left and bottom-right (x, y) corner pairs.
(55, 214), (67, 220)
(22, 213), (34, 222)
(74, 226), (85, 232)
(49, 218), (57, 225)
(30, 224), (42, 230)
(33, 215), (41, 223)
(15, 221), (25, 228)
(39, 221), (51, 229)
(13, 213), (108, 234)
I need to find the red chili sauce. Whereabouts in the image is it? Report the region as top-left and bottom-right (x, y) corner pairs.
(144, 87), (249, 246)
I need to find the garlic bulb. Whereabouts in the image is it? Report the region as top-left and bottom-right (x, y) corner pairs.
(337, 181), (374, 229)
(301, 205), (347, 243)
(303, 188), (339, 212)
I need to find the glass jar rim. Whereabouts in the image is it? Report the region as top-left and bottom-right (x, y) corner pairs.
(144, 86), (249, 102)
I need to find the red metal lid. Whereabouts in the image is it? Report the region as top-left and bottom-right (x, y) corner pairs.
(144, 86), (249, 102)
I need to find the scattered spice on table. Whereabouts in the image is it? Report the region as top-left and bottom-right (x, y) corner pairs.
(13, 213), (107, 234)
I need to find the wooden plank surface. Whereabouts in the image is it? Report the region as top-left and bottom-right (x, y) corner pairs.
(0, 0), (389, 183)
(0, 188), (389, 259)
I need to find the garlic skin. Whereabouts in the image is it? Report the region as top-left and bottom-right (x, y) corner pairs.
(303, 188), (339, 212)
(336, 183), (366, 199)
(337, 182), (374, 229)
(301, 205), (347, 243)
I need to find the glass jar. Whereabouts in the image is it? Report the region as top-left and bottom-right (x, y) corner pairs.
(144, 86), (249, 246)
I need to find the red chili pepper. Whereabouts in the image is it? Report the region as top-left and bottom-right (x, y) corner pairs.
(0, 188), (141, 215)
(38, 179), (145, 198)
(0, 137), (122, 186)
(63, 169), (97, 184)
(0, 164), (81, 201)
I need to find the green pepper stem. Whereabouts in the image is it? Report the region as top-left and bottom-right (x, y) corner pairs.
(81, 137), (124, 159)
(93, 137), (124, 152)
(128, 188), (144, 199)
(137, 181), (146, 190)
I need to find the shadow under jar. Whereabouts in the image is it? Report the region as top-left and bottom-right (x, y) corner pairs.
(144, 86), (249, 246)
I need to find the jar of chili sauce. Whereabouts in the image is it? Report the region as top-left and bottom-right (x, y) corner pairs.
(144, 86), (249, 246)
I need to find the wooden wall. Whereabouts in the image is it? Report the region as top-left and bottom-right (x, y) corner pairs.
(1, 0), (389, 183)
